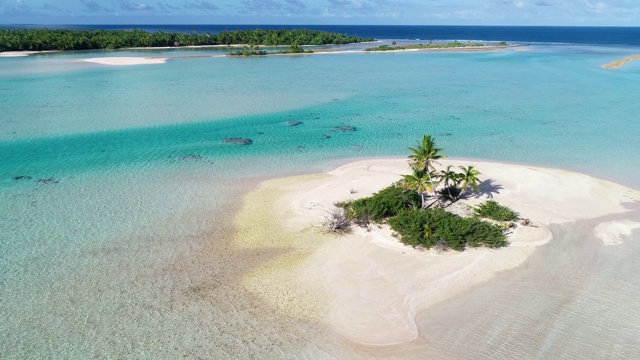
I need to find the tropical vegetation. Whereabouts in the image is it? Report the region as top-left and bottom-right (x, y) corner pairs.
(0, 28), (373, 52)
(474, 200), (519, 222)
(388, 208), (508, 251)
(365, 40), (507, 52)
(228, 42), (314, 57)
(329, 134), (519, 251)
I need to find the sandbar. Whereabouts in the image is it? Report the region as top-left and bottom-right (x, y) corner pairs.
(595, 220), (640, 246)
(602, 54), (640, 69)
(78, 57), (169, 66)
(0, 50), (58, 57)
(235, 158), (640, 347)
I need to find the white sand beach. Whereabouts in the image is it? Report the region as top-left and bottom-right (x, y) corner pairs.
(235, 158), (640, 347)
(78, 57), (169, 66)
(0, 50), (58, 57)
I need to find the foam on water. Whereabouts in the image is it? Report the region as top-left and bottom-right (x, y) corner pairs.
(1, 43), (640, 358)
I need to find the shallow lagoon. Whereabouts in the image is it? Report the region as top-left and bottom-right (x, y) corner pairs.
(1, 43), (640, 358)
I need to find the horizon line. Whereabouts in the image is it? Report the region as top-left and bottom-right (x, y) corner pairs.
(2, 24), (640, 28)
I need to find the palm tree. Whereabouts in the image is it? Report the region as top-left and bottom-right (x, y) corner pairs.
(458, 165), (482, 196)
(438, 165), (461, 201)
(408, 135), (446, 207)
(398, 165), (433, 208)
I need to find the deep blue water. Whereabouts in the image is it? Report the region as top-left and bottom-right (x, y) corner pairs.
(3, 24), (640, 45)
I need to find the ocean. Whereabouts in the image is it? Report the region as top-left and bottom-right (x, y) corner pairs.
(1, 25), (640, 359)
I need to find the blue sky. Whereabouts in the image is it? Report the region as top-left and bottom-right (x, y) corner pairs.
(0, 0), (637, 26)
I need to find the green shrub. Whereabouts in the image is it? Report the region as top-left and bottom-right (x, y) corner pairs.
(474, 200), (519, 222)
(348, 185), (420, 223)
(439, 185), (462, 200)
(388, 208), (508, 251)
(386, 209), (431, 246)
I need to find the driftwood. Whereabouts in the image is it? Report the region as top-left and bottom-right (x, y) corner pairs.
(322, 210), (351, 235)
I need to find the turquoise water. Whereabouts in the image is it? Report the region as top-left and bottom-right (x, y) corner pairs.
(2, 44), (640, 358)
(3, 46), (639, 184)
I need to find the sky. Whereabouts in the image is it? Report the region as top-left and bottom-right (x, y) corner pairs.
(0, 0), (638, 26)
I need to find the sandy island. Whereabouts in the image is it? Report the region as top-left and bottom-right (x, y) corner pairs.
(1, 43), (511, 65)
(602, 54), (640, 69)
(234, 158), (640, 347)
(0, 50), (59, 57)
(77, 57), (169, 66)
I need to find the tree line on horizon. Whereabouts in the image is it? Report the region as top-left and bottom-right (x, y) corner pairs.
(0, 28), (374, 52)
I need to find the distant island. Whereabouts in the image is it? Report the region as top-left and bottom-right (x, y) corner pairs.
(366, 40), (508, 52)
(228, 42), (314, 56)
(0, 28), (373, 52)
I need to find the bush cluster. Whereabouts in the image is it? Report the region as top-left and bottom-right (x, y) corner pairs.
(438, 185), (462, 200)
(474, 200), (519, 222)
(347, 185), (420, 223)
(338, 185), (509, 251)
(0, 28), (373, 52)
(388, 208), (507, 251)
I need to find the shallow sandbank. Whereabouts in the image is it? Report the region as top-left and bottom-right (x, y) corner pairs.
(602, 54), (640, 69)
(235, 158), (640, 348)
(77, 57), (169, 66)
(0, 50), (59, 57)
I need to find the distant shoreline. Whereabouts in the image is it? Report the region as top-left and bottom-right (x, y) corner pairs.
(32, 44), (515, 66)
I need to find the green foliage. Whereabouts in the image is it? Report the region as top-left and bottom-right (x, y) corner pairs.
(365, 44), (400, 51)
(282, 41), (314, 54)
(385, 209), (431, 246)
(0, 28), (373, 52)
(439, 185), (462, 200)
(348, 185), (420, 223)
(474, 200), (519, 222)
(388, 208), (508, 251)
(230, 45), (268, 56)
(365, 40), (493, 52)
(332, 133), (510, 252)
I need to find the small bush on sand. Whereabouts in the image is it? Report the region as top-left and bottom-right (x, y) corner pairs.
(474, 200), (519, 222)
(322, 209), (351, 235)
(438, 185), (463, 201)
(388, 208), (508, 251)
(348, 185), (420, 223)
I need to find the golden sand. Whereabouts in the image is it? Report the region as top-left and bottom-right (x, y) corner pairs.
(602, 54), (640, 69)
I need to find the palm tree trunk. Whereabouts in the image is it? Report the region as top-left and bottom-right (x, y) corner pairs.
(425, 161), (443, 207)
